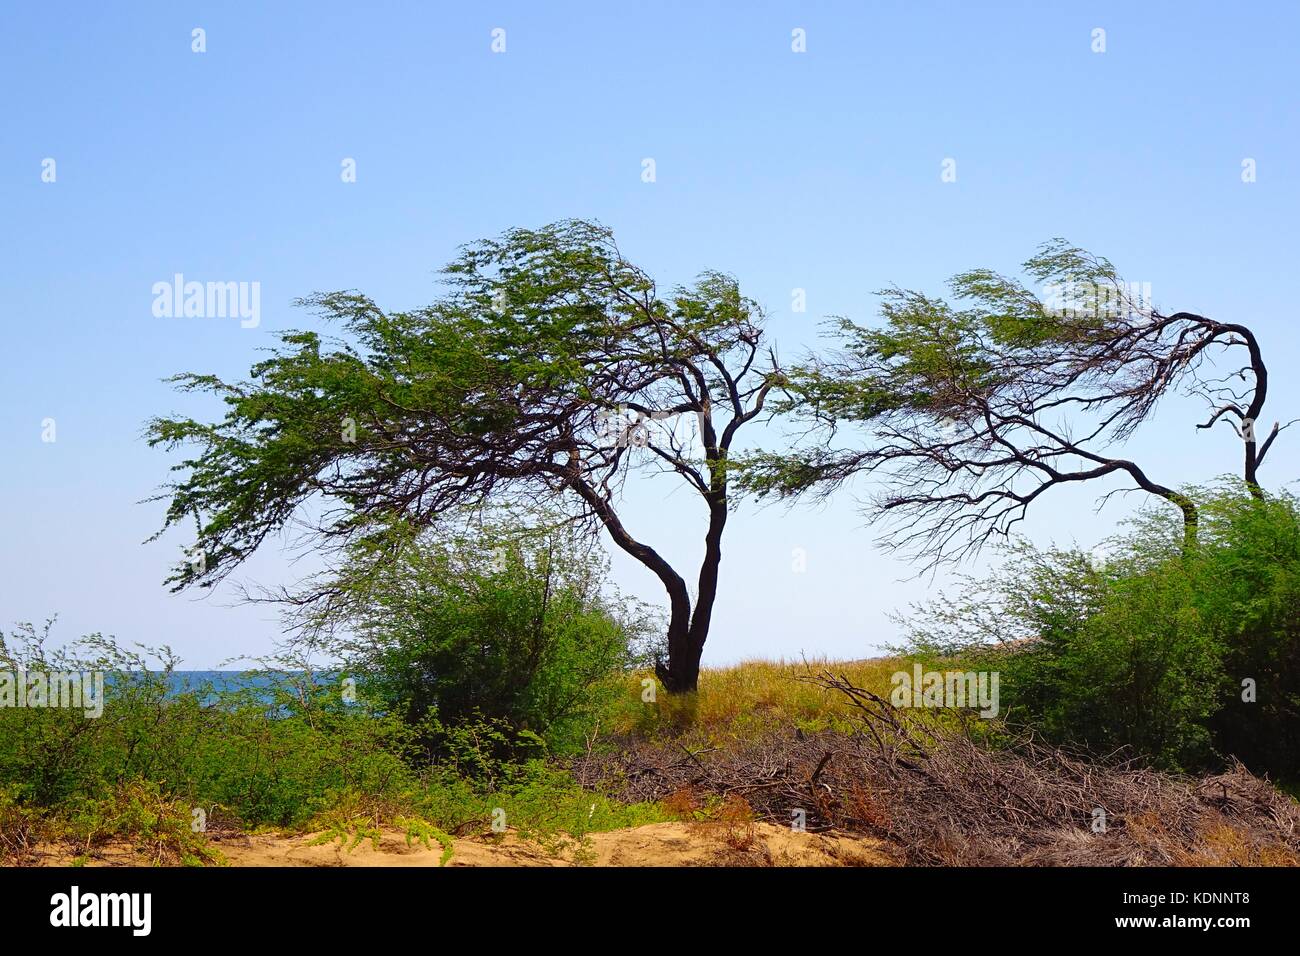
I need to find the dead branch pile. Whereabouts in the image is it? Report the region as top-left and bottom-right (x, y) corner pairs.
(572, 672), (1300, 865)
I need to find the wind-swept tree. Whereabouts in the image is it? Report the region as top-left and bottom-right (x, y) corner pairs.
(147, 220), (779, 693)
(742, 241), (1291, 565)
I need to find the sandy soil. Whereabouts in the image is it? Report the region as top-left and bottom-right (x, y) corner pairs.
(218, 822), (893, 867)
(34, 822), (893, 867)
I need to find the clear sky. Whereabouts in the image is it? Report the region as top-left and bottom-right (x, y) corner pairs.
(3, 1), (1298, 668)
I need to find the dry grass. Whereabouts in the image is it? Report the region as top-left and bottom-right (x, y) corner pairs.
(602, 657), (906, 740)
(698, 793), (758, 851)
(0, 791), (40, 865)
(576, 668), (1300, 867)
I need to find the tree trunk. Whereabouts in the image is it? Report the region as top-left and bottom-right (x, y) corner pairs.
(656, 632), (703, 694)
(1233, 320), (1267, 499)
(672, 500), (727, 694)
(568, 477), (701, 690)
(569, 463), (734, 695)
(654, 589), (697, 693)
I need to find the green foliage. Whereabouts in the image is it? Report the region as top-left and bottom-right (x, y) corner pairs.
(145, 220), (771, 594)
(0, 627), (421, 830)
(737, 240), (1229, 570)
(0, 625), (664, 862)
(1176, 489), (1300, 774)
(397, 816), (455, 865)
(322, 516), (658, 756)
(903, 482), (1300, 776)
(300, 791), (456, 858)
(761, 240), (1133, 451)
(56, 781), (225, 867)
(414, 759), (670, 849)
(415, 713), (549, 790)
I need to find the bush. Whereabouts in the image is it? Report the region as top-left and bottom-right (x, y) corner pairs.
(0, 619), (663, 863)
(321, 517), (658, 755)
(1187, 490), (1300, 775)
(903, 482), (1300, 778)
(0, 626), (421, 830)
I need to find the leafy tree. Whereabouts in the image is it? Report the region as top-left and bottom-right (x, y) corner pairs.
(742, 242), (1291, 564)
(147, 220), (779, 693)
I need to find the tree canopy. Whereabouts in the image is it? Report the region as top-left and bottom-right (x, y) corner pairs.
(147, 220), (779, 692)
(740, 241), (1290, 565)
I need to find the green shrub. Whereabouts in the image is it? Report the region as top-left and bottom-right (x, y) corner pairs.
(321, 517), (658, 754)
(0, 622), (664, 860)
(0, 628), (421, 830)
(903, 482), (1300, 777)
(57, 781), (224, 866)
(1185, 490), (1300, 775)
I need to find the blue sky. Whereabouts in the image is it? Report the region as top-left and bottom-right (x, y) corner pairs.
(2, 1), (1298, 668)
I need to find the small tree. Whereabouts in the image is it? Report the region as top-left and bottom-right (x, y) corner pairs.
(317, 516), (655, 751)
(743, 242), (1292, 564)
(147, 221), (779, 693)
